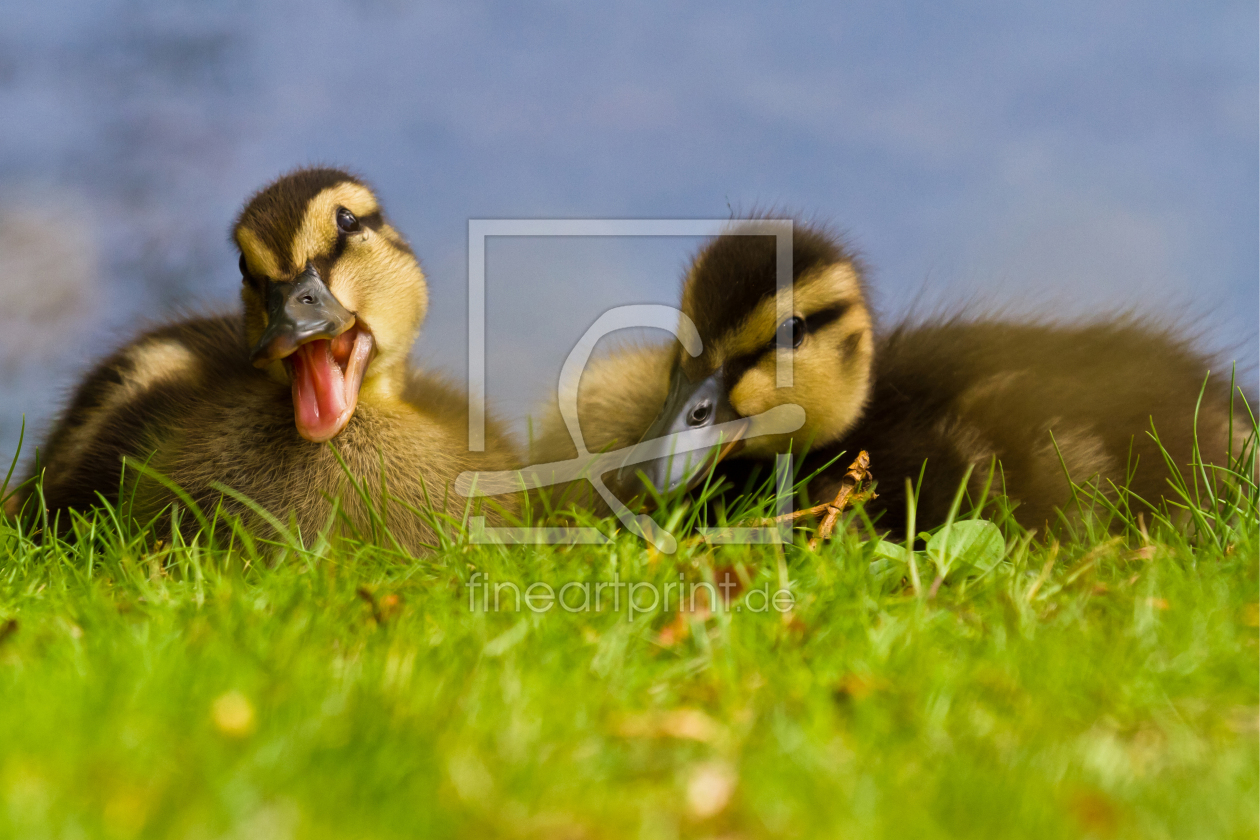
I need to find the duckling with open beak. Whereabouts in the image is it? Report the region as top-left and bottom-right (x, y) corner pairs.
(19, 167), (520, 549)
(246, 260), (374, 442)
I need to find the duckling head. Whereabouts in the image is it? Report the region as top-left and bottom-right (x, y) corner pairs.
(234, 167), (427, 442)
(625, 221), (874, 493)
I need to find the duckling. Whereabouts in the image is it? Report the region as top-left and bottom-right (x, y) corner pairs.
(529, 221), (1254, 535)
(17, 167), (519, 550)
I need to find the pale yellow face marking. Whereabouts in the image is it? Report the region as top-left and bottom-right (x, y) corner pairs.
(679, 262), (875, 456)
(236, 227), (282, 280)
(289, 183), (379, 273)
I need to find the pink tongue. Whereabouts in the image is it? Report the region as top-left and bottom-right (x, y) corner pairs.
(289, 339), (348, 441)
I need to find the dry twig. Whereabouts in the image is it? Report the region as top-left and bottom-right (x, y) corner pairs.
(806, 451), (872, 550)
(698, 451), (874, 547)
(761, 489), (877, 525)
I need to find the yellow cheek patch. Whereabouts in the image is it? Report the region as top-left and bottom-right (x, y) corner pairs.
(324, 226), (428, 395)
(728, 358), (813, 457)
(729, 362), (777, 417)
(327, 229), (425, 311)
(235, 228), (282, 279)
(728, 326), (875, 456)
(290, 183), (379, 271)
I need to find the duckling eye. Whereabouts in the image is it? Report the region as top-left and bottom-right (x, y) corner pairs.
(336, 207), (361, 234)
(773, 316), (807, 350)
(687, 400), (713, 426)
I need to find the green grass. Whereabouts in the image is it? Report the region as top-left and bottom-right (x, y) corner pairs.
(0, 422), (1257, 839)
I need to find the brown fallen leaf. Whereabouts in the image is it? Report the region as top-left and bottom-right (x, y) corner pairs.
(378, 592), (403, 620)
(1068, 789), (1119, 837)
(779, 610), (808, 636)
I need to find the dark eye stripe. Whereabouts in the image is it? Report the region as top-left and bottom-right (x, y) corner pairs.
(799, 301), (851, 335)
(332, 232), (349, 260)
(762, 301), (853, 352)
(723, 300), (856, 376)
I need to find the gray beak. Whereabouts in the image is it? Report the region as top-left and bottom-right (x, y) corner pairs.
(611, 365), (744, 499)
(250, 263), (355, 367)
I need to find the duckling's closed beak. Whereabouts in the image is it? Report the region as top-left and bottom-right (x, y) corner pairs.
(612, 365), (745, 499)
(249, 264), (375, 443)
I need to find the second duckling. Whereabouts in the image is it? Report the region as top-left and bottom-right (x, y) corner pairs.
(530, 222), (1254, 535)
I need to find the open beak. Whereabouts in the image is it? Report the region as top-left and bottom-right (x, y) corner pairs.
(610, 364), (747, 500)
(249, 263), (375, 443)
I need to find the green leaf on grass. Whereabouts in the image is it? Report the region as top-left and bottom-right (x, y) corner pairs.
(868, 540), (914, 587)
(871, 541), (911, 564)
(927, 520), (1005, 575)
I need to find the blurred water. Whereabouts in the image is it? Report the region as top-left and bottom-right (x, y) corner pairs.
(0, 0), (1255, 470)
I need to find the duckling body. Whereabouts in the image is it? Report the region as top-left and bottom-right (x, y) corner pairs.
(720, 317), (1250, 533)
(530, 222), (1253, 535)
(20, 168), (518, 549)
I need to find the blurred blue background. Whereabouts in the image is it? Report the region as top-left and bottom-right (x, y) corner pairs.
(1, 0), (1255, 463)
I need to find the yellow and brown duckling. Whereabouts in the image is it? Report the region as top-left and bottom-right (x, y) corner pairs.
(530, 221), (1254, 535)
(17, 167), (518, 549)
